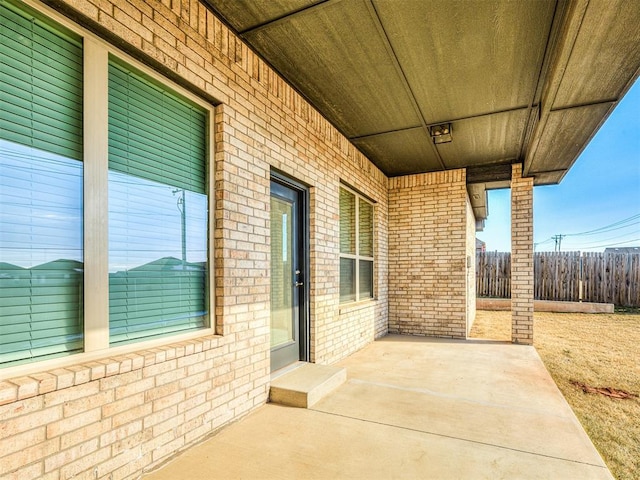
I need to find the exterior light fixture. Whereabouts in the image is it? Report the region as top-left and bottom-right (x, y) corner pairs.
(429, 123), (452, 144)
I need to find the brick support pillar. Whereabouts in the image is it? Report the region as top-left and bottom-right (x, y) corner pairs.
(511, 163), (534, 344)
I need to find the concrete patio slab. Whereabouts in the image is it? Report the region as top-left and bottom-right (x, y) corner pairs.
(143, 335), (613, 480)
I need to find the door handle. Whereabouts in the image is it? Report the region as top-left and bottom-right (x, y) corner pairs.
(295, 270), (303, 287)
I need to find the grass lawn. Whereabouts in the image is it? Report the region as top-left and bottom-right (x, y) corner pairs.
(470, 309), (640, 480)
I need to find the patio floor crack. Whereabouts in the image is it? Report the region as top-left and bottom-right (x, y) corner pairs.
(308, 406), (608, 470)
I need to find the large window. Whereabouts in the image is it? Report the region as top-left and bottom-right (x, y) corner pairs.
(0, 0), (212, 368)
(0, 1), (84, 365)
(108, 59), (208, 345)
(339, 186), (374, 303)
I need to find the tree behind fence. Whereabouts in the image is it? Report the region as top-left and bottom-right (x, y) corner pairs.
(476, 251), (640, 307)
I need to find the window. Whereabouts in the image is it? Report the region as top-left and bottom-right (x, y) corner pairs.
(0, 0), (212, 368)
(339, 186), (374, 303)
(0, 0), (84, 365)
(108, 59), (208, 344)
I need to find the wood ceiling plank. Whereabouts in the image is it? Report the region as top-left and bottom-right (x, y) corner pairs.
(373, 0), (555, 123)
(553, 0), (640, 109)
(204, 0), (323, 33)
(437, 110), (528, 169)
(207, 0), (640, 183)
(528, 104), (613, 175)
(352, 128), (441, 176)
(243, 0), (421, 137)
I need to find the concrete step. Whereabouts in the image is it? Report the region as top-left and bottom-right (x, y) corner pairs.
(269, 363), (347, 408)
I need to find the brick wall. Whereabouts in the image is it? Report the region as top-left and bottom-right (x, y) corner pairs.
(0, 1), (388, 478)
(510, 163), (534, 344)
(0, 339), (247, 480)
(388, 170), (470, 338)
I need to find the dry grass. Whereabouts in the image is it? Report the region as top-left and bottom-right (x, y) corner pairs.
(470, 310), (640, 480)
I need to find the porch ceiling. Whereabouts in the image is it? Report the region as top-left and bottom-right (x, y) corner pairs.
(205, 1), (640, 190)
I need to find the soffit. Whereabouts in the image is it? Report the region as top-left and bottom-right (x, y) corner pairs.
(205, 0), (640, 189)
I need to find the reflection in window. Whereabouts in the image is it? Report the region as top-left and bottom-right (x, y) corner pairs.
(0, 1), (84, 367)
(340, 257), (356, 303)
(108, 59), (208, 344)
(359, 199), (373, 257)
(0, 141), (83, 365)
(270, 198), (294, 347)
(339, 186), (375, 303)
(359, 259), (374, 299)
(340, 188), (356, 255)
(108, 172), (207, 343)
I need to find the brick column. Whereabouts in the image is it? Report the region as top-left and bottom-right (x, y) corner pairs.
(511, 163), (534, 344)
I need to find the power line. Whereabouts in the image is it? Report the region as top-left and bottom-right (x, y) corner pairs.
(563, 230), (640, 248)
(536, 217), (640, 246)
(564, 238), (640, 250)
(542, 214), (640, 251)
(563, 214), (640, 237)
(534, 237), (555, 250)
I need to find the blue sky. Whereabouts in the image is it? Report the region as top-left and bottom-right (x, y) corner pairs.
(477, 78), (640, 253)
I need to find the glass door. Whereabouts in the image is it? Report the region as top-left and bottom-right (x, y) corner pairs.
(270, 176), (307, 371)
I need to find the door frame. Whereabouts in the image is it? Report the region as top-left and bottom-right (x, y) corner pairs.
(270, 170), (310, 367)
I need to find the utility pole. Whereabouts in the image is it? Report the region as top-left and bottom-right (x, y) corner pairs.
(552, 234), (566, 252)
(173, 188), (187, 269)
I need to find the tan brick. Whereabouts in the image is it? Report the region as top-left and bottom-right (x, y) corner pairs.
(46, 408), (102, 438)
(0, 394), (42, 418)
(100, 369), (142, 391)
(152, 390), (185, 412)
(101, 391), (145, 418)
(60, 418), (112, 450)
(0, 426), (46, 458)
(64, 389), (114, 418)
(1, 462), (42, 480)
(30, 373), (57, 395)
(144, 381), (180, 403)
(44, 437), (98, 472)
(0, 381), (18, 406)
(114, 375), (154, 400)
(112, 428), (152, 456)
(111, 402), (152, 428)
(10, 376), (39, 400)
(44, 381), (100, 407)
(0, 404), (61, 439)
(66, 364), (92, 385)
(149, 409), (184, 435)
(99, 419), (143, 447)
(142, 359), (177, 378)
(58, 445), (111, 479)
(106, 452), (152, 480)
(511, 163), (534, 344)
(95, 443), (144, 478)
(2, 437), (59, 473)
(388, 170), (470, 339)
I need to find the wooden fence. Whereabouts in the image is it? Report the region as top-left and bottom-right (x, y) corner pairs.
(476, 251), (640, 307)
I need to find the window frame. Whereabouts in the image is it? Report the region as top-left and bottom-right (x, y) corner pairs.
(0, 0), (216, 378)
(339, 184), (375, 304)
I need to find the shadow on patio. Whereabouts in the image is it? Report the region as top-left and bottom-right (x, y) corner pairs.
(143, 335), (612, 480)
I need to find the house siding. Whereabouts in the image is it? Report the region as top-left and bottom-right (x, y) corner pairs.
(0, 0), (388, 479)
